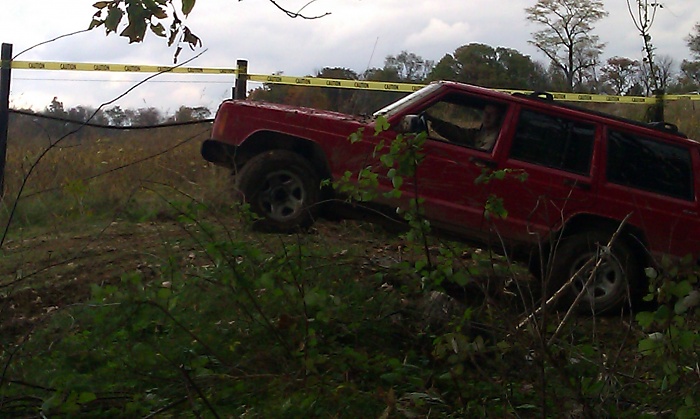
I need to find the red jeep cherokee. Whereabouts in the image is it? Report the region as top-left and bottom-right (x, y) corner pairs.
(202, 81), (700, 313)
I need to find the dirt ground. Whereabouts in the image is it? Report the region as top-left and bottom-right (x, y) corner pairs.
(0, 215), (408, 339)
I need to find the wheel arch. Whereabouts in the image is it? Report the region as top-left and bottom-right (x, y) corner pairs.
(557, 213), (651, 264)
(235, 130), (335, 202)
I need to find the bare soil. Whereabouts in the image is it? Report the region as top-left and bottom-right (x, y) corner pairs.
(0, 215), (407, 339)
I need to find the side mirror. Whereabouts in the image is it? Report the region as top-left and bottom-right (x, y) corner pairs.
(396, 114), (426, 133)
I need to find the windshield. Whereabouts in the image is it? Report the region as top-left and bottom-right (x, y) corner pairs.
(373, 82), (442, 118)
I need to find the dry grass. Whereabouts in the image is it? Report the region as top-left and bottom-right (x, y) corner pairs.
(1, 121), (233, 230)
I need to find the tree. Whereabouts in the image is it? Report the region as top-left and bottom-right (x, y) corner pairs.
(169, 106), (212, 122)
(495, 47), (550, 90)
(104, 105), (130, 126)
(601, 57), (639, 95)
(89, 0), (330, 61)
(427, 43), (548, 90)
(679, 23), (700, 92)
(383, 51), (434, 83)
(679, 60), (700, 91)
(133, 107), (164, 126)
(45, 97), (67, 118)
(687, 22), (700, 58)
(525, 0), (608, 92)
(429, 54), (460, 82)
(627, 1), (665, 94)
(452, 43), (503, 87)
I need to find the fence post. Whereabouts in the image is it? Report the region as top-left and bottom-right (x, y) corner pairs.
(234, 59), (248, 100)
(652, 89), (665, 122)
(0, 43), (12, 198)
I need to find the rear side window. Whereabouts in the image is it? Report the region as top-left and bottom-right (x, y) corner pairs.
(510, 109), (595, 175)
(607, 129), (694, 201)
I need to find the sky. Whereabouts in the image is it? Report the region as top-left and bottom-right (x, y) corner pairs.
(1, 0), (699, 114)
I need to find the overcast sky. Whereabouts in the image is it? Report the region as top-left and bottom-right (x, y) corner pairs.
(1, 0), (699, 114)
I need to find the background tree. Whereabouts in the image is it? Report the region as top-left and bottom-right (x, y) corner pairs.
(627, 0), (664, 94)
(45, 97), (67, 118)
(525, 0), (608, 92)
(601, 56), (640, 95)
(428, 43), (548, 90)
(133, 107), (165, 126)
(429, 54), (460, 82)
(679, 22), (700, 91)
(169, 105), (212, 122)
(495, 46), (550, 90)
(383, 51), (434, 83)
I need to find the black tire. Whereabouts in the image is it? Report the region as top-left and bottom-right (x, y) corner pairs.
(547, 230), (644, 314)
(235, 150), (320, 232)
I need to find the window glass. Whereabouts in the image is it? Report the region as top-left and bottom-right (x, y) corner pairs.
(607, 130), (693, 201)
(422, 95), (505, 151)
(510, 110), (595, 175)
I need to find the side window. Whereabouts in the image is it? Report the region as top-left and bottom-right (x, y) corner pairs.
(607, 130), (693, 201)
(510, 109), (595, 175)
(422, 95), (506, 151)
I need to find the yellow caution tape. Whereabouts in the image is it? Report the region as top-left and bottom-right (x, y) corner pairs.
(497, 89), (662, 104)
(9, 60), (237, 75)
(664, 94), (700, 101)
(248, 75), (672, 103)
(7, 59), (700, 103)
(248, 74), (425, 93)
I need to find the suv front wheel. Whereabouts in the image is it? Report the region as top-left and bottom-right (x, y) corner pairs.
(235, 150), (320, 232)
(547, 230), (644, 314)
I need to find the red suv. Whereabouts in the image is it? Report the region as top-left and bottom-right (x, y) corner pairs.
(202, 81), (700, 313)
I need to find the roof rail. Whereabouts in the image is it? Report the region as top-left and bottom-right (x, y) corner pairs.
(512, 91), (554, 101)
(647, 121), (686, 137)
(528, 91), (554, 101)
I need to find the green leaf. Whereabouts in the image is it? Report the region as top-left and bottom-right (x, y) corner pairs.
(150, 22), (166, 37)
(89, 19), (104, 30)
(182, 0), (196, 16)
(635, 311), (654, 328)
(638, 336), (663, 356)
(93, 1), (110, 9)
(374, 115), (390, 135)
(104, 7), (125, 33)
(78, 392), (97, 404)
(157, 287), (171, 300)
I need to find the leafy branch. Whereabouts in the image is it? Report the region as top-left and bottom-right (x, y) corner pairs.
(88, 0), (330, 61)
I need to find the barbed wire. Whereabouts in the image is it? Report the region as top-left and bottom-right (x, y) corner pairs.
(10, 109), (213, 129)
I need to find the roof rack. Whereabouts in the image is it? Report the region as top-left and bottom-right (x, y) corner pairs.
(647, 121), (686, 137)
(512, 91), (554, 101)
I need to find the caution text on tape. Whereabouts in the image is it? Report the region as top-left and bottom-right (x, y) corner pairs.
(9, 60), (237, 75)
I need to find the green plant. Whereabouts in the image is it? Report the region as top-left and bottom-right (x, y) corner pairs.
(635, 256), (700, 417)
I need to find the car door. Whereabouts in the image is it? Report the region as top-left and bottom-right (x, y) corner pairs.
(376, 92), (512, 240)
(487, 107), (599, 245)
(598, 128), (700, 259)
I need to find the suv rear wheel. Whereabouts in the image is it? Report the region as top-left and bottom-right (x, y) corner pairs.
(235, 150), (319, 232)
(547, 230), (643, 314)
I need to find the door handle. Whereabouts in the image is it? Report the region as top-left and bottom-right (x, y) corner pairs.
(469, 157), (497, 169)
(563, 178), (591, 190)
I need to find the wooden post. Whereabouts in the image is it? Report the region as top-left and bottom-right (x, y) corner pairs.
(234, 59), (248, 100)
(0, 43), (12, 198)
(653, 89), (665, 122)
